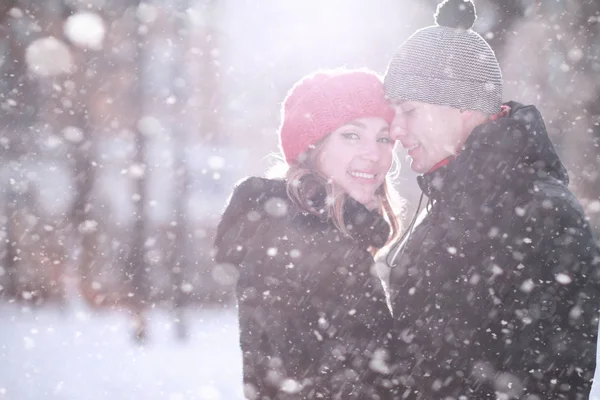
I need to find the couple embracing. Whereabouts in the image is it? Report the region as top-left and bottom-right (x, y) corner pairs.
(215, 0), (600, 398)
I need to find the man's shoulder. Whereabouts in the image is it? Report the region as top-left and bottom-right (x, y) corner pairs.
(508, 178), (600, 259)
(517, 178), (588, 225)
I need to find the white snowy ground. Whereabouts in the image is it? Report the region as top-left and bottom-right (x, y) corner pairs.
(0, 300), (244, 400)
(2, 298), (600, 400)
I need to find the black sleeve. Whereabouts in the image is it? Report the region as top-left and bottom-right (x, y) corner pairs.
(213, 179), (293, 398)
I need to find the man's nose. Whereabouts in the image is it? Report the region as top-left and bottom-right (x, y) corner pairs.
(390, 114), (407, 141)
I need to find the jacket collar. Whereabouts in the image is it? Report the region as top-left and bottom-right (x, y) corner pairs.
(417, 102), (569, 203)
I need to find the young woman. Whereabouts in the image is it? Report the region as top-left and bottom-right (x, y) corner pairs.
(214, 69), (403, 399)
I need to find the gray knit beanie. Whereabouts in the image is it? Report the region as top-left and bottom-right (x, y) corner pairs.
(384, 0), (503, 115)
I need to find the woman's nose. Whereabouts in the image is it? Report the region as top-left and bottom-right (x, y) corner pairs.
(360, 140), (381, 161)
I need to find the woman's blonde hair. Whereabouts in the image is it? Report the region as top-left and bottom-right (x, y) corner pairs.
(268, 137), (404, 253)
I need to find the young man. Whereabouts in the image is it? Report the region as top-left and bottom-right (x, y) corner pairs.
(383, 0), (600, 398)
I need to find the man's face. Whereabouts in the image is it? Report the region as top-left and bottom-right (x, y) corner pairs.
(390, 100), (468, 173)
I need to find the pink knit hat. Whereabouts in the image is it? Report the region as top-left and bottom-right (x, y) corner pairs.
(279, 69), (395, 164)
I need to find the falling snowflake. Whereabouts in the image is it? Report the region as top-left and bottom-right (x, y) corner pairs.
(264, 197), (288, 217)
(369, 348), (390, 374)
(129, 163), (146, 178)
(555, 273), (572, 285)
(212, 263), (239, 285)
(136, 2), (159, 24)
(23, 337), (36, 350)
(569, 305), (583, 320)
(25, 37), (73, 77)
(280, 379), (302, 394)
(180, 283), (194, 293)
(62, 126), (84, 143)
(208, 155), (226, 170)
(64, 12), (106, 50)
(491, 264), (504, 276)
(519, 279), (535, 293)
(137, 116), (164, 137)
(588, 200), (600, 213)
(289, 249), (301, 258)
(78, 220), (98, 234)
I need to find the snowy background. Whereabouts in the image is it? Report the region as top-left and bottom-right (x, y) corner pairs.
(0, 0), (599, 399)
(0, 298), (244, 399)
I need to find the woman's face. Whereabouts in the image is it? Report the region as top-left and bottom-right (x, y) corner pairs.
(317, 117), (394, 209)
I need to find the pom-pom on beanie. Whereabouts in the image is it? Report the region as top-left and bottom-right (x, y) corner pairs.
(384, 0), (503, 115)
(279, 69), (395, 164)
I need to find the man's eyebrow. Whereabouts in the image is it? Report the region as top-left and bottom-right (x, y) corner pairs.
(400, 101), (418, 111)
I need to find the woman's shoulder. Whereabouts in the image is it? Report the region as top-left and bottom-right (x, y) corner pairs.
(224, 176), (390, 247)
(232, 177), (390, 244)
(214, 176), (293, 259)
(229, 176), (288, 205)
(230, 177), (336, 235)
(217, 176), (293, 235)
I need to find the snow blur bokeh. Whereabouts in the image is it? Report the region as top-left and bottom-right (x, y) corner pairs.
(64, 12), (106, 51)
(1, 0), (599, 398)
(25, 37), (73, 77)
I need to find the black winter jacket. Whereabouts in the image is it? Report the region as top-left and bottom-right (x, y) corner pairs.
(215, 177), (398, 399)
(387, 102), (600, 399)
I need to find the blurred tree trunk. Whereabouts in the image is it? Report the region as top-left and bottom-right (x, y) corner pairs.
(81, 0), (150, 340)
(0, 1), (51, 302)
(170, 0), (192, 341)
(0, 3), (23, 301)
(1, 2), (39, 154)
(31, 0), (98, 309)
(195, 0), (221, 146)
(69, 3), (119, 308)
(187, 0), (225, 305)
(122, 2), (149, 343)
(3, 187), (21, 300)
(3, 0), (100, 310)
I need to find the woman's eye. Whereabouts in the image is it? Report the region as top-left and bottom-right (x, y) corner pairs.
(403, 108), (416, 115)
(341, 132), (359, 140)
(378, 137), (391, 144)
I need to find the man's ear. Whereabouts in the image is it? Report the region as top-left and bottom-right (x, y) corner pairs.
(459, 109), (475, 120)
(460, 110), (489, 133)
(460, 109), (488, 127)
